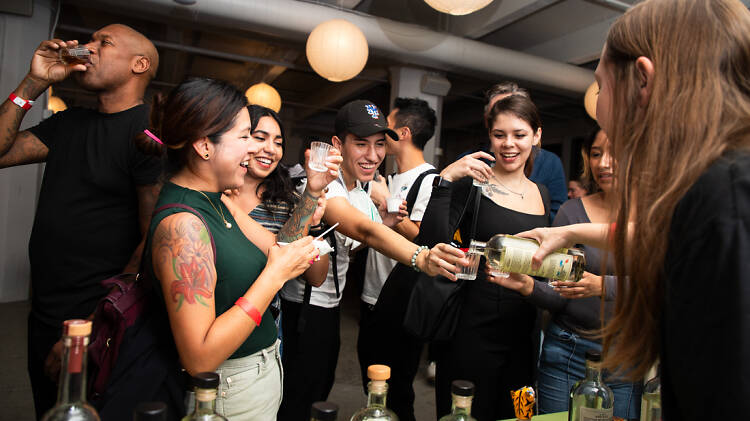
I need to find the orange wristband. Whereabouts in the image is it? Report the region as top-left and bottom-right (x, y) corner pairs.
(235, 297), (262, 326)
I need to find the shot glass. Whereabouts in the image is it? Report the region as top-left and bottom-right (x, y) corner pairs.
(59, 46), (90, 65)
(386, 196), (402, 214)
(308, 141), (331, 172)
(456, 240), (485, 280)
(472, 159), (495, 189)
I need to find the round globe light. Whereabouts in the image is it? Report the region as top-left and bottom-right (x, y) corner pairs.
(423, 0), (494, 15)
(245, 83), (282, 113)
(48, 95), (67, 114)
(306, 19), (369, 82)
(584, 81), (598, 120)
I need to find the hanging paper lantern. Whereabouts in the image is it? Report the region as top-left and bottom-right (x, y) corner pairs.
(245, 83), (282, 113)
(584, 81), (598, 120)
(306, 19), (368, 82)
(423, 0), (494, 15)
(48, 96), (67, 114)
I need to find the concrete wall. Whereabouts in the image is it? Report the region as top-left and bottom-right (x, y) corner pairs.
(0, 0), (53, 302)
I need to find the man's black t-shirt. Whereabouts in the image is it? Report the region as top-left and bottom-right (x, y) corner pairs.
(663, 150), (750, 420)
(28, 104), (161, 327)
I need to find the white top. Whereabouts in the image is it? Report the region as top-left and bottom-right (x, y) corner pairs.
(280, 175), (381, 308)
(361, 163), (437, 305)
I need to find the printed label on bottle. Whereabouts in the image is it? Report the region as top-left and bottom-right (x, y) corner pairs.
(578, 406), (613, 421)
(502, 247), (573, 280)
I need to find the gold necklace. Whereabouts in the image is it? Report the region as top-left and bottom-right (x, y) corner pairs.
(196, 190), (232, 229)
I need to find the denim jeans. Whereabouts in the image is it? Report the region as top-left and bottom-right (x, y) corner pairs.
(537, 322), (643, 419)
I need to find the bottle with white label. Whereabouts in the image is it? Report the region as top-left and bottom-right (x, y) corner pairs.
(479, 234), (585, 281)
(568, 349), (614, 421)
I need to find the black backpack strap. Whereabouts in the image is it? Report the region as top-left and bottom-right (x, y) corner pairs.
(469, 186), (482, 240)
(298, 226), (339, 333)
(404, 168), (439, 215)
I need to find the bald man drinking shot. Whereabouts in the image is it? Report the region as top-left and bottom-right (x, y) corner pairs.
(0, 24), (161, 419)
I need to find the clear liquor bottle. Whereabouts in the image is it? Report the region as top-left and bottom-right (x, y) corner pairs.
(640, 366), (662, 421)
(480, 234), (585, 281)
(181, 372), (228, 421)
(350, 365), (399, 421)
(568, 350), (614, 421)
(134, 402), (167, 421)
(439, 380), (477, 421)
(311, 401), (339, 421)
(41, 320), (100, 421)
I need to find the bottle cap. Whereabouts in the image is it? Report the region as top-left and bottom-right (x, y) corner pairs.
(133, 402), (167, 421)
(367, 364), (391, 381)
(451, 380), (475, 397)
(192, 372), (220, 389)
(63, 319), (92, 337)
(585, 349), (602, 362)
(310, 401), (338, 420)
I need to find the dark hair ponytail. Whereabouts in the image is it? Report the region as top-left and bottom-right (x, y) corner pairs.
(135, 77), (247, 178)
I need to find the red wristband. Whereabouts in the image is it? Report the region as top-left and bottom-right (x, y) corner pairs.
(9, 93), (34, 110)
(235, 297), (262, 326)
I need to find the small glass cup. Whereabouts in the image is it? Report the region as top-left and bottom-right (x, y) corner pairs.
(386, 197), (402, 214)
(59, 46), (91, 64)
(472, 159), (495, 189)
(308, 141), (331, 172)
(455, 240), (485, 280)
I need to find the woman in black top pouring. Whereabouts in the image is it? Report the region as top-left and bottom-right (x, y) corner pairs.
(421, 94), (550, 420)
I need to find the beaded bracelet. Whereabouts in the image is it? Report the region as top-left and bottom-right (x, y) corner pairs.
(410, 245), (429, 272)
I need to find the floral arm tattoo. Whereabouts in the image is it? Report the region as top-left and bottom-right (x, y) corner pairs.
(278, 189), (318, 242)
(153, 214), (216, 312)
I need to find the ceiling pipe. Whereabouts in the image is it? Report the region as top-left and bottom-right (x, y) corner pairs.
(584, 0), (632, 13)
(74, 0), (594, 95)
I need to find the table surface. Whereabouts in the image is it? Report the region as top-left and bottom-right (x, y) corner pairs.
(500, 412), (567, 421)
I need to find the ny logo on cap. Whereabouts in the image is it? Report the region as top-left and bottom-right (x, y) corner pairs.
(365, 104), (379, 119)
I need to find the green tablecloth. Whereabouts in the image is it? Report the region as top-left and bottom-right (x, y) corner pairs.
(499, 412), (567, 421)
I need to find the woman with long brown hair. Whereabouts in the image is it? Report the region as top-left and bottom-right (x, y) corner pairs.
(519, 0), (750, 419)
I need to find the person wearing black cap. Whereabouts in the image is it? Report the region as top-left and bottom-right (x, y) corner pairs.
(277, 99), (466, 420)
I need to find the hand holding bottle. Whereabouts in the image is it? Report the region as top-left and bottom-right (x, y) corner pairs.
(485, 269), (534, 296)
(439, 151), (495, 183)
(551, 271), (603, 299)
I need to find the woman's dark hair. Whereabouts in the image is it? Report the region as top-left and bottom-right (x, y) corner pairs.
(485, 94), (541, 177)
(135, 77), (247, 177)
(580, 125), (603, 193)
(247, 104), (296, 206)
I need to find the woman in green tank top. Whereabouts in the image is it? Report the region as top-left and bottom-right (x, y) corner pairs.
(140, 78), (341, 420)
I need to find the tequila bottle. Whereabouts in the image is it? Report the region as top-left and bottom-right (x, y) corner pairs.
(311, 401), (339, 421)
(439, 380), (477, 421)
(480, 234), (585, 281)
(134, 402), (167, 421)
(41, 320), (100, 421)
(182, 372), (228, 421)
(640, 366), (662, 421)
(568, 350), (614, 421)
(350, 365), (399, 421)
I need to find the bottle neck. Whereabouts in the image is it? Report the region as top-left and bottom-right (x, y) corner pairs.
(450, 394), (473, 415)
(194, 388), (218, 415)
(56, 335), (89, 405)
(367, 380), (388, 408)
(585, 361), (603, 383)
